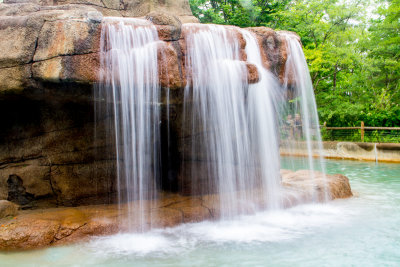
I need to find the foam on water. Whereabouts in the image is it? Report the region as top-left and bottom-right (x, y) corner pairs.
(1, 159), (400, 266)
(89, 233), (181, 256)
(86, 202), (352, 259)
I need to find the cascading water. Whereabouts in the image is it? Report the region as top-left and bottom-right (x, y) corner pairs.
(183, 24), (252, 218)
(241, 30), (283, 210)
(96, 17), (161, 231)
(183, 24), (283, 218)
(279, 33), (329, 201)
(96, 18), (330, 229)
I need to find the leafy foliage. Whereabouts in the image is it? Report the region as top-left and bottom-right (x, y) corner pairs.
(189, 0), (290, 27)
(189, 0), (400, 128)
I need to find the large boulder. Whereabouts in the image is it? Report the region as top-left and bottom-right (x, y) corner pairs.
(281, 169), (353, 202)
(0, 3), (103, 93)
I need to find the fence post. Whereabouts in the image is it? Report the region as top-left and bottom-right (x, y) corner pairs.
(361, 121), (365, 142)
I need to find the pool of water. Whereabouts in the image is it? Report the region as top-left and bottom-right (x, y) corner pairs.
(1, 158), (400, 266)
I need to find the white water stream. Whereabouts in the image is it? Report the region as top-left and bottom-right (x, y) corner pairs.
(183, 24), (284, 217)
(97, 18), (161, 231)
(280, 33), (329, 201)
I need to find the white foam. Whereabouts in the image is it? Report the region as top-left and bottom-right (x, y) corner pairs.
(89, 232), (186, 257)
(87, 203), (352, 257)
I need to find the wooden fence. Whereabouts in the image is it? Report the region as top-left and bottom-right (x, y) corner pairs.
(321, 121), (400, 143)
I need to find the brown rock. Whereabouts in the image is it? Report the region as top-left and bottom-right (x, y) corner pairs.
(327, 173), (353, 199)
(0, 200), (18, 219)
(122, 0), (196, 19)
(281, 169), (353, 201)
(157, 41), (184, 89)
(50, 162), (115, 206)
(0, 4), (103, 94)
(0, 219), (60, 250)
(0, 15), (43, 68)
(32, 57), (62, 82)
(145, 11), (183, 41)
(247, 27), (285, 78)
(0, 3), (41, 16)
(155, 24), (181, 41)
(33, 18), (101, 62)
(0, 168), (353, 250)
(0, 163), (53, 202)
(32, 52), (100, 83)
(235, 29), (247, 50)
(246, 63), (260, 84)
(2, 0), (199, 22)
(0, 65), (31, 93)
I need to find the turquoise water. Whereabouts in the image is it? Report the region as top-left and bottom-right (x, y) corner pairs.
(1, 158), (400, 266)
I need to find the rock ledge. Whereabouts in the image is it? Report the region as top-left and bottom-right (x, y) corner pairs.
(0, 170), (352, 250)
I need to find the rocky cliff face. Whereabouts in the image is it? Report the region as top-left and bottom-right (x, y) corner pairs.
(0, 0), (297, 208)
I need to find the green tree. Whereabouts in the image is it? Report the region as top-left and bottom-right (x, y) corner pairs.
(189, 0), (289, 27)
(189, 0), (400, 128)
(367, 0), (400, 103)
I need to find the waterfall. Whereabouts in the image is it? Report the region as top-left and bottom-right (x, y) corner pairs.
(183, 24), (283, 218)
(241, 30), (283, 210)
(96, 17), (161, 231)
(280, 33), (329, 201)
(95, 18), (330, 229)
(374, 143), (378, 164)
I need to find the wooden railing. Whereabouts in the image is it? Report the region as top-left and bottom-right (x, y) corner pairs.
(321, 121), (400, 143)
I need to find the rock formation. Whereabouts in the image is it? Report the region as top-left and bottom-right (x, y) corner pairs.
(0, 0), (293, 207)
(2, 0), (198, 22)
(0, 170), (352, 250)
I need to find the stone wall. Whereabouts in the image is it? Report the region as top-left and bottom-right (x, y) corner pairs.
(281, 141), (400, 163)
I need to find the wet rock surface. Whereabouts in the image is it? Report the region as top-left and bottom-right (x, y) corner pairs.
(0, 200), (19, 219)
(0, 170), (352, 250)
(281, 169), (353, 201)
